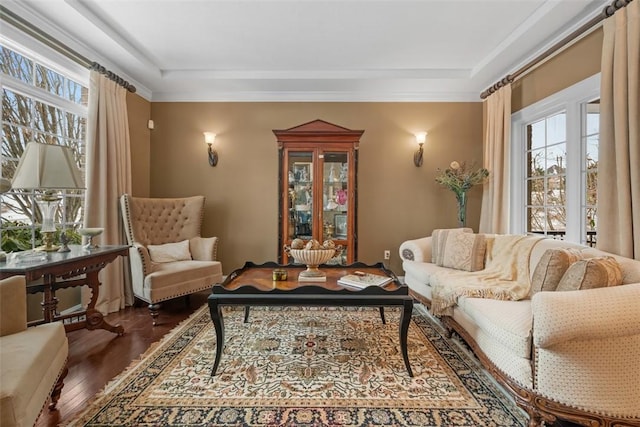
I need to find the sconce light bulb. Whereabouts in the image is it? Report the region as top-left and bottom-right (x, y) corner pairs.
(415, 131), (427, 145)
(203, 132), (216, 145)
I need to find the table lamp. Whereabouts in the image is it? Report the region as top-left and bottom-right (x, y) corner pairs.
(11, 142), (84, 251)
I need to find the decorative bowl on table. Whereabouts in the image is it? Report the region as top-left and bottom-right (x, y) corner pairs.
(78, 227), (104, 250)
(284, 239), (343, 280)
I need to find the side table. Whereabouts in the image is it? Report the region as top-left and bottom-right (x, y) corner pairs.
(0, 244), (129, 335)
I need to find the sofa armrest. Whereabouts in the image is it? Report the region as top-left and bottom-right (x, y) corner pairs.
(532, 283), (640, 348)
(0, 276), (27, 336)
(190, 236), (219, 261)
(532, 283), (640, 417)
(399, 237), (432, 262)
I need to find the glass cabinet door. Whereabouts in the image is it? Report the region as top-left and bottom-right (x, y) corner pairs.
(321, 152), (349, 264)
(286, 152), (314, 242)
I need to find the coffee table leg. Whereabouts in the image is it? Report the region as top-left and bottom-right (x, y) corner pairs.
(208, 300), (225, 376)
(399, 299), (414, 377)
(244, 306), (250, 323)
(379, 307), (386, 324)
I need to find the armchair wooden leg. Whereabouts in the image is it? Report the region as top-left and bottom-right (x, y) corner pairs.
(149, 303), (161, 326)
(49, 365), (68, 410)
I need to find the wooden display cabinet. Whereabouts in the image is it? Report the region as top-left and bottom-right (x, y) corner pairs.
(274, 120), (363, 264)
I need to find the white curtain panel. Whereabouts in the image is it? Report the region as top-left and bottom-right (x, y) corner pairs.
(479, 84), (511, 234)
(83, 71), (133, 313)
(598, 1), (640, 260)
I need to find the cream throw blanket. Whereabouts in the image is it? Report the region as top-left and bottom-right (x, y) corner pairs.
(430, 234), (544, 316)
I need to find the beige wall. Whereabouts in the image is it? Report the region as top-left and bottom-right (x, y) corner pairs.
(127, 92), (152, 197)
(148, 102), (483, 274)
(512, 27), (603, 112)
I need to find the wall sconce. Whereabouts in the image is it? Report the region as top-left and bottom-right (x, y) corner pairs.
(203, 132), (218, 166)
(414, 132), (427, 167)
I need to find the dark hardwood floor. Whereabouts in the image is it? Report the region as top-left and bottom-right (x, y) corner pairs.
(36, 291), (210, 427)
(37, 292), (578, 427)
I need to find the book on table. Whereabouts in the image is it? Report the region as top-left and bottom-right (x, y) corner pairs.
(337, 271), (394, 289)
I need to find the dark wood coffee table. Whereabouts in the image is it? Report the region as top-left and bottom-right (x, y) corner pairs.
(208, 261), (414, 377)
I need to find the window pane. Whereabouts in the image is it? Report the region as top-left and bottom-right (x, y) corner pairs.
(527, 178), (544, 206)
(546, 207), (566, 231)
(586, 172), (597, 205)
(0, 45), (33, 83)
(35, 64), (86, 105)
(527, 207), (545, 232)
(585, 135), (598, 169)
(2, 89), (32, 125)
(546, 144), (566, 174)
(547, 113), (566, 144)
(586, 101), (600, 135)
(529, 120), (546, 150)
(528, 148), (545, 177)
(34, 100), (64, 135)
(2, 124), (33, 163)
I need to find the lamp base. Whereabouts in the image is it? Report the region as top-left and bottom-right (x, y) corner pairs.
(34, 231), (60, 252)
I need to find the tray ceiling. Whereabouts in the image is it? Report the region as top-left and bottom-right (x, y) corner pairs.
(1, 0), (607, 101)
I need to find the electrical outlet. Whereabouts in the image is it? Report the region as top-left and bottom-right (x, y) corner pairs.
(384, 250), (391, 260)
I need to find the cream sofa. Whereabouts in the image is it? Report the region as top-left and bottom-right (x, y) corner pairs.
(400, 233), (640, 427)
(0, 276), (68, 427)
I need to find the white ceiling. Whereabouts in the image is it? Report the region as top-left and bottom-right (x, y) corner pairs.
(2, 0), (607, 101)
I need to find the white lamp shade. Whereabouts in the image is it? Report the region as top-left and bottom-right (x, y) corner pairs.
(11, 142), (84, 190)
(415, 132), (427, 145)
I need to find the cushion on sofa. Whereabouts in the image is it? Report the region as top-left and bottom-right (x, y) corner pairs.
(531, 248), (583, 294)
(439, 232), (487, 272)
(556, 256), (623, 291)
(431, 228), (473, 264)
(434, 230), (486, 271)
(456, 297), (533, 358)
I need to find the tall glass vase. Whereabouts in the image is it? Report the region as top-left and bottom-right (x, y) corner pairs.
(455, 191), (467, 227)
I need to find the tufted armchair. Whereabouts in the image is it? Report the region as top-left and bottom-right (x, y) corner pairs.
(120, 194), (223, 325)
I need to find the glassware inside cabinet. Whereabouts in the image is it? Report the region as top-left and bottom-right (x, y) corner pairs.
(287, 152), (314, 241)
(322, 152), (349, 264)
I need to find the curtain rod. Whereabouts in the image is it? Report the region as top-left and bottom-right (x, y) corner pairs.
(0, 5), (136, 93)
(480, 0), (634, 99)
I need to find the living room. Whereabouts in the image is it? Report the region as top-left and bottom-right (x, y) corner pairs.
(0, 1), (638, 426)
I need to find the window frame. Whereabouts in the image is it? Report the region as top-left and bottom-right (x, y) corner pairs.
(1, 27), (89, 250)
(510, 73), (600, 244)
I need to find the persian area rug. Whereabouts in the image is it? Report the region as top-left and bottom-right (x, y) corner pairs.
(65, 306), (527, 426)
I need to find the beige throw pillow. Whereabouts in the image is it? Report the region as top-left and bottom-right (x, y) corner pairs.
(556, 256), (623, 291)
(531, 248), (583, 294)
(431, 227), (473, 265)
(439, 232), (487, 272)
(148, 240), (192, 263)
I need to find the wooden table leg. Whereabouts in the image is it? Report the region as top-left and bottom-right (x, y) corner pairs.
(83, 271), (124, 336)
(209, 300), (225, 376)
(399, 299), (414, 377)
(379, 306), (386, 324)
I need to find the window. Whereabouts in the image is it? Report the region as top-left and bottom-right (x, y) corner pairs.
(1, 37), (88, 251)
(511, 74), (600, 246)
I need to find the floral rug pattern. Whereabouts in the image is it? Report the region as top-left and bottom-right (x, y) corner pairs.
(66, 306), (526, 426)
